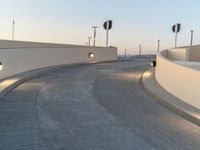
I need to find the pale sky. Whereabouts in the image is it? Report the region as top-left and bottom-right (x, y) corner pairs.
(0, 0), (200, 54)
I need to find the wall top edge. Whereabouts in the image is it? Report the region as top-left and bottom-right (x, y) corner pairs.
(0, 39), (117, 49)
(158, 49), (200, 74)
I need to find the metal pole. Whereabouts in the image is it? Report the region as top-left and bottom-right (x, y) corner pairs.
(106, 21), (109, 47)
(106, 29), (109, 47)
(175, 32), (178, 48)
(190, 30), (194, 46)
(94, 28), (96, 47)
(157, 40), (160, 53)
(124, 49), (127, 58)
(88, 37), (91, 47)
(139, 45), (142, 59)
(92, 26), (98, 47)
(12, 20), (15, 40)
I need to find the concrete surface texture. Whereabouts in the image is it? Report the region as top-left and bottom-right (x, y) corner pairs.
(0, 40), (117, 80)
(0, 61), (200, 150)
(156, 49), (200, 110)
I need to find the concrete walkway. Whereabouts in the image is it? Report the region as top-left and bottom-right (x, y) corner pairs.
(0, 61), (200, 150)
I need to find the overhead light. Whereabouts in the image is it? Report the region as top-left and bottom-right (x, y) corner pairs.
(89, 53), (94, 58)
(151, 60), (156, 67)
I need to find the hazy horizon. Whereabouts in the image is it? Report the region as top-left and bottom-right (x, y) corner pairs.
(0, 0), (200, 54)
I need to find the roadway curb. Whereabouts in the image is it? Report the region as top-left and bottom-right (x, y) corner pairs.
(141, 68), (200, 127)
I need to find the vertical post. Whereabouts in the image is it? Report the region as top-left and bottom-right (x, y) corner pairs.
(88, 37), (91, 47)
(106, 21), (109, 47)
(175, 32), (178, 48)
(92, 26), (98, 47)
(190, 30), (194, 46)
(93, 28), (96, 47)
(106, 29), (109, 47)
(12, 20), (15, 40)
(157, 40), (160, 53)
(124, 49), (127, 58)
(139, 45), (142, 59)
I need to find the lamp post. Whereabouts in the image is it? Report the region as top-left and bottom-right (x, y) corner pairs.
(157, 40), (160, 53)
(12, 20), (15, 40)
(88, 37), (92, 47)
(139, 45), (142, 59)
(124, 49), (127, 58)
(92, 26), (98, 47)
(190, 30), (194, 46)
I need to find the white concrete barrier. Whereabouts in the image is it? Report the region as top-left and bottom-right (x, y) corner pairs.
(0, 40), (117, 80)
(0, 39), (84, 48)
(167, 48), (189, 61)
(156, 48), (200, 110)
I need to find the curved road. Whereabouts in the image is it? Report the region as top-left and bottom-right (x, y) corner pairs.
(0, 61), (200, 150)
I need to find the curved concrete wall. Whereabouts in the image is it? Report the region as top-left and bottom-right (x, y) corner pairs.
(0, 39), (86, 48)
(0, 40), (117, 80)
(156, 49), (200, 110)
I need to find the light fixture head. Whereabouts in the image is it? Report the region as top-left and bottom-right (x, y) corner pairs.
(151, 60), (156, 67)
(0, 62), (3, 71)
(89, 53), (94, 58)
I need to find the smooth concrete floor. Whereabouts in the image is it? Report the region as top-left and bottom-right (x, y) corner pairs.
(0, 61), (200, 150)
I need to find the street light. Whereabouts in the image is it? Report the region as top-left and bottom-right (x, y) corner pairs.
(0, 62), (3, 71)
(89, 53), (94, 58)
(190, 30), (194, 46)
(139, 45), (142, 59)
(92, 26), (98, 47)
(88, 37), (92, 47)
(151, 60), (157, 67)
(157, 40), (160, 53)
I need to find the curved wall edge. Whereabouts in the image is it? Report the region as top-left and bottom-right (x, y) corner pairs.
(156, 48), (200, 110)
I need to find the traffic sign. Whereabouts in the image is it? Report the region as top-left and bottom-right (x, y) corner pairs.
(172, 23), (181, 33)
(172, 23), (181, 48)
(103, 20), (113, 30)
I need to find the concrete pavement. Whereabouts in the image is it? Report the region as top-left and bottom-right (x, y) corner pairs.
(0, 61), (200, 150)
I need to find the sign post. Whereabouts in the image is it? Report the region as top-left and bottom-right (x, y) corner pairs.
(103, 20), (113, 47)
(172, 23), (181, 48)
